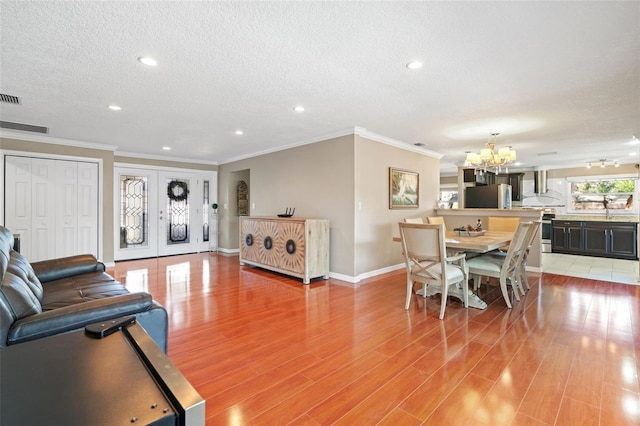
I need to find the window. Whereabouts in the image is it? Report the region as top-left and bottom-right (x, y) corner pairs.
(568, 177), (636, 214)
(438, 190), (458, 209)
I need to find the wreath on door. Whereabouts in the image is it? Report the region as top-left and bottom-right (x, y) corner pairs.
(167, 180), (189, 202)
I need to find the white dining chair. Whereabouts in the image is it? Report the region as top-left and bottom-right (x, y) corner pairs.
(398, 222), (468, 319)
(426, 216), (446, 231)
(404, 217), (425, 224)
(466, 221), (535, 308)
(515, 220), (541, 293)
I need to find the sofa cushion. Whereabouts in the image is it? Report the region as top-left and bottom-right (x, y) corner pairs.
(7, 250), (44, 302)
(0, 273), (43, 320)
(42, 272), (130, 310)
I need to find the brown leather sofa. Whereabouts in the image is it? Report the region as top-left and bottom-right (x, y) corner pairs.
(0, 226), (168, 352)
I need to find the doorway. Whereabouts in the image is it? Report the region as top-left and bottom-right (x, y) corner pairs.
(115, 165), (216, 261)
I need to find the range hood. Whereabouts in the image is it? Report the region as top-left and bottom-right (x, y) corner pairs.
(534, 170), (548, 194)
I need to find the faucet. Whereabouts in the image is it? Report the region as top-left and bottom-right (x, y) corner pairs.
(603, 196), (611, 220)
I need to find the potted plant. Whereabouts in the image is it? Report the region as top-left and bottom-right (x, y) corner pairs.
(211, 203), (218, 215)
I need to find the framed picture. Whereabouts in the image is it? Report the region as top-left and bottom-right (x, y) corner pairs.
(389, 167), (419, 209)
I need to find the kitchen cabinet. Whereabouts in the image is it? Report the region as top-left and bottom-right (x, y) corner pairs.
(552, 220), (583, 253)
(552, 220), (638, 260)
(495, 173), (524, 201)
(583, 221), (637, 260)
(463, 169), (494, 185)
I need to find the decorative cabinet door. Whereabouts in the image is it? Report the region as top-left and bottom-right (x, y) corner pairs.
(276, 221), (305, 274)
(240, 218), (260, 262)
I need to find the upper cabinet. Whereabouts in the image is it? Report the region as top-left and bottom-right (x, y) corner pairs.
(463, 169), (494, 186)
(496, 173), (523, 201)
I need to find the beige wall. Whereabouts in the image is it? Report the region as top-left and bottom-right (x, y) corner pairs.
(354, 135), (440, 276)
(219, 134), (356, 275)
(218, 134), (441, 279)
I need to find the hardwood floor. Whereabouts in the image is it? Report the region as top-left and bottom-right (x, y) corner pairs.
(109, 253), (640, 425)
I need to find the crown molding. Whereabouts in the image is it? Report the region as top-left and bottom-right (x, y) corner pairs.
(0, 130), (118, 151)
(219, 126), (444, 164)
(354, 127), (444, 159)
(115, 150), (218, 166)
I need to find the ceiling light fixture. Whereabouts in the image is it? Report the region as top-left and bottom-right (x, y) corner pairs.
(464, 132), (516, 173)
(162, 146), (171, 151)
(108, 105), (122, 111)
(586, 159), (620, 168)
(294, 106), (305, 112)
(235, 130), (244, 135)
(138, 56), (158, 66)
(406, 61), (423, 70)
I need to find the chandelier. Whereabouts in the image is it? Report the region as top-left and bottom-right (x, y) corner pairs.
(464, 132), (517, 174)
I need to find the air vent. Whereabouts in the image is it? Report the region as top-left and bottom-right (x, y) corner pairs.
(0, 93), (20, 104)
(0, 121), (48, 134)
(414, 143), (426, 147)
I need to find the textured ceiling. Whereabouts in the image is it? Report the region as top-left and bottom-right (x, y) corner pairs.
(1, 1), (639, 174)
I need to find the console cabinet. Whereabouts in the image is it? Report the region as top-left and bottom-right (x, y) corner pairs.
(239, 217), (329, 284)
(552, 220), (638, 260)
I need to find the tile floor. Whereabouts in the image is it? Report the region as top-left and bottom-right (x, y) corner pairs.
(542, 252), (639, 285)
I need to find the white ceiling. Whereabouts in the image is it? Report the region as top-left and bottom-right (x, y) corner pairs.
(1, 1), (639, 175)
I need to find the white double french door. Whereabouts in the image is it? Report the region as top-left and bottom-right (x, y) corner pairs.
(114, 166), (216, 261)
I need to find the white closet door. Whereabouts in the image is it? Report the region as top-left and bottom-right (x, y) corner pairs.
(56, 161), (78, 257)
(5, 156), (33, 259)
(4, 155), (99, 262)
(30, 159), (57, 262)
(77, 162), (99, 257)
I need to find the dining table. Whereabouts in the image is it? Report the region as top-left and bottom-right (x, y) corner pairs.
(394, 229), (514, 310)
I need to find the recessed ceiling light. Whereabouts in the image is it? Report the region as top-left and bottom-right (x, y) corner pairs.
(406, 61), (423, 70)
(162, 146), (171, 151)
(108, 105), (122, 111)
(138, 56), (158, 66)
(294, 106), (305, 113)
(235, 130), (244, 135)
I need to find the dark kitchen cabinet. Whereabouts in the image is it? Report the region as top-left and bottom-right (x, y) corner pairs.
(463, 169), (495, 185)
(583, 222), (637, 260)
(495, 173), (523, 201)
(553, 220), (638, 260)
(552, 220), (583, 253)
(508, 173), (524, 201)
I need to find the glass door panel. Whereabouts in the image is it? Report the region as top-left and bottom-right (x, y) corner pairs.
(114, 168), (158, 260)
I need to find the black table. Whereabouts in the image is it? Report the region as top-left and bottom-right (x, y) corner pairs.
(1, 321), (204, 425)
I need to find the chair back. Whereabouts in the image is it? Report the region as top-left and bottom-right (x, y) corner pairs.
(426, 216), (446, 231)
(520, 220), (541, 265)
(398, 222), (445, 262)
(500, 221), (535, 280)
(487, 216), (520, 232)
(404, 217), (425, 224)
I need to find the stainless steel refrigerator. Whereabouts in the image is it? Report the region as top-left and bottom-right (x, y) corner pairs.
(465, 184), (512, 209)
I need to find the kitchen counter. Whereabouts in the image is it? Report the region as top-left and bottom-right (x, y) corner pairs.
(555, 215), (638, 223)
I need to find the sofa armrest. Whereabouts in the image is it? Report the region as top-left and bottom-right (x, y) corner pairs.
(31, 254), (106, 283)
(7, 292), (152, 345)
